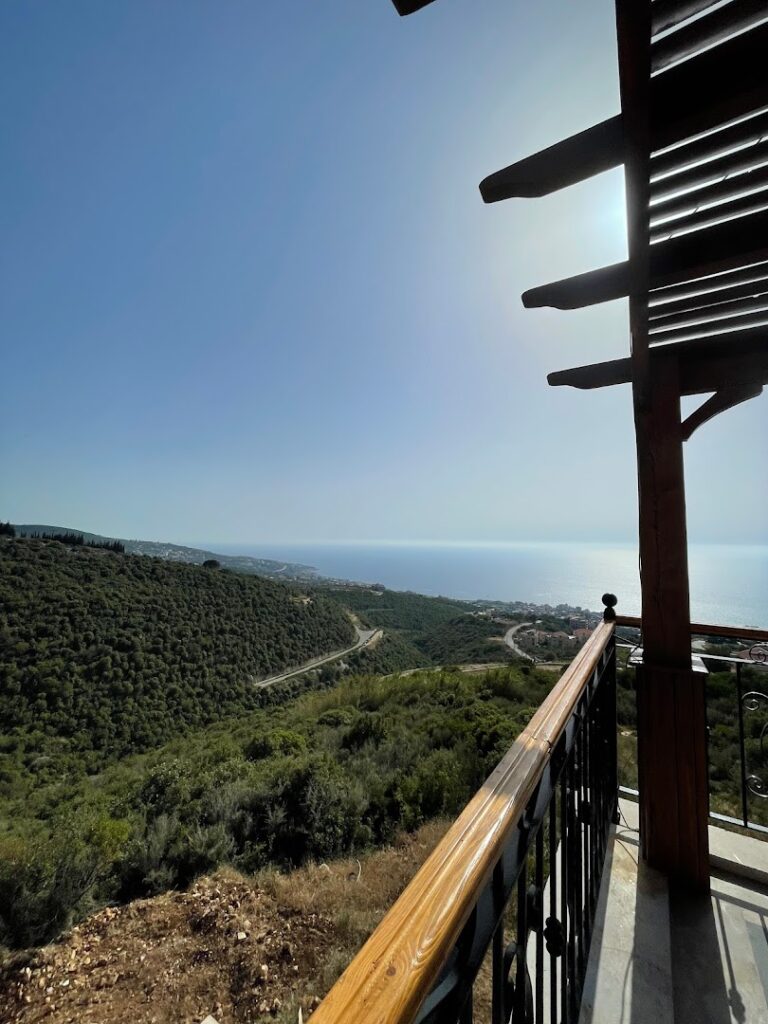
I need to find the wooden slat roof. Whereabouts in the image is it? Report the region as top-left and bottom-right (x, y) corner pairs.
(481, 2), (768, 374)
(391, 0), (768, 396)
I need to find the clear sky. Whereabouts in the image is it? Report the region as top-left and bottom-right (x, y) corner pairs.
(2, 0), (766, 546)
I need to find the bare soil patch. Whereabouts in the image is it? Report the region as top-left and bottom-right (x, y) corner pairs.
(0, 822), (449, 1024)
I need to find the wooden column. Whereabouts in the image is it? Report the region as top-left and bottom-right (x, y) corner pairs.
(634, 353), (710, 890)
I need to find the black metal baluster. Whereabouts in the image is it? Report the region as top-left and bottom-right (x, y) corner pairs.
(599, 674), (610, 858)
(549, 792), (558, 1024)
(513, 861), (528, 1023)
(492, 921), (504, 1024)
(595, 682), (605, 877)
(560, 768), (569, 1024)
(566, 759), (578, 1024)
(573, 727), (585, 997)
(535, 827), (544, 1022)
(607, 639), (619, 825)
(589, 690), (599, 924)
(583, 696), (593, 935)
(736, 662), (749, 828)
(459, 986), (473, 1024)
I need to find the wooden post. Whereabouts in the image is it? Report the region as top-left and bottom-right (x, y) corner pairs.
(634, 353), (710, 890)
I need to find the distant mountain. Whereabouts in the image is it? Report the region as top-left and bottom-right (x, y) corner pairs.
(13, 525), (317, 580)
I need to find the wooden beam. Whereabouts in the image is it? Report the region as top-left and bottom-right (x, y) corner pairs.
(650, 136), (768, 204)
(651, 0), (768, 75)
(390, 0), (437, 13)
(633, 353), (709, 890)
(678, 338), (768, 392)
(548, 337), (768, 396)
(650, 109), (768, 180)
(649, 288), (768, 327)
(523, 209), (768, 309)
(616, 0), (710, 892)
(479, 117), (623, 202)
(649, 309), (768, 345)
(650, 164), (768, 229)
(484, 21), (768, 206)
(651, 0), (719, 34)
(650, 189), (768, 246)
(650, 20), (768, 150)
(547, 358), (632, 390)
(523, 261), (631, 310)
(681, 384), (763, 440)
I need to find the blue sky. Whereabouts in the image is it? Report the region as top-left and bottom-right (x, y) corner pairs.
(2, 0), (766, 546)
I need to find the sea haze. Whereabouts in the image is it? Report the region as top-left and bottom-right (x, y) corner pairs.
(209, 541), (768, 630)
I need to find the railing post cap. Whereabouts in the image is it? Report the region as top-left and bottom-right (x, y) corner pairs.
(602, 593), (617, 621)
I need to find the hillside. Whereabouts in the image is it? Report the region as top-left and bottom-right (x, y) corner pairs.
(12, 526), (316, 580)
(0, 822), (449, 1024)
(326, 587), (515, 669)
(0, 662), (558, 948)
(0, 537), (355, 772)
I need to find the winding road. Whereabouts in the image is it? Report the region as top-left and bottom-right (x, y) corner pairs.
(503, 622), (535, 662)
(254, 626), (382, 689)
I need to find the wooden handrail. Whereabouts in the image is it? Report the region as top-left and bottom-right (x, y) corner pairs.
(312, 620), (615, 1024)
(615, 614), (768, 644)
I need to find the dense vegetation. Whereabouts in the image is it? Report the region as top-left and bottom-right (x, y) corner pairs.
(0, 663), (558, 947)
(612, 653), (768, 829)
(326, 588), (513, 667)
(0, 538), (354, 774)
(706, 664), (768, 827)
(20, 531), (125, 553)
(326, 588), (468, 632)
(346, 632), (431, 675)
(414, 615), (510, 665)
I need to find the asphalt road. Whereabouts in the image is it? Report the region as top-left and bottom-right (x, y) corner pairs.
(503, 622), (535, 662)
(254, 626), (382, 689)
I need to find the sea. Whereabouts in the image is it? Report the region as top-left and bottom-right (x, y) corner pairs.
(211, 541), (768, 630)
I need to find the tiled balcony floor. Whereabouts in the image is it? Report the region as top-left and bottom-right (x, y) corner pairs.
(580, 801), (768, 1024)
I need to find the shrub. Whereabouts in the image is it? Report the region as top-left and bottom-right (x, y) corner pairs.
(396, 749), (469, 830)
(246, 729), (308, 761)
(341, 712), (389, 751)
(0, 819), (113, 948)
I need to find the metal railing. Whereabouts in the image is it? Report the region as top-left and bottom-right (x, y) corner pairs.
(615, 615), (768, 836)
(313, 613), (618, 1024)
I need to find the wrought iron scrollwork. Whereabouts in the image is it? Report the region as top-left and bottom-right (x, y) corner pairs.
(741, 690), (768, 799)
(543, 916), (565, 957)
(748, 643), (768, 665)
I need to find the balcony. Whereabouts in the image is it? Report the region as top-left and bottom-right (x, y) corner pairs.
(583, 798), (768, 1023)
(311, 606), (768, 1024)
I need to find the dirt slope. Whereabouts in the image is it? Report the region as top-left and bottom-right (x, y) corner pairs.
(0, 822), (448, 1024)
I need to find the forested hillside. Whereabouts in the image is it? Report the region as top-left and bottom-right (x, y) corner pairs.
(327, 587), (467, 632)
(0, 662), (557, 947)
(327, 587), (513, 669)
(0, 538), (354, 769)
(13, 525), (315, 579)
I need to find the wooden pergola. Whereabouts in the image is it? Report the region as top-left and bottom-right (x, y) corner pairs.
(392, 0), (768, 889)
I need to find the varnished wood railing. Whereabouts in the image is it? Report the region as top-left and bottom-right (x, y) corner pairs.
(313, 618), (617, 1024)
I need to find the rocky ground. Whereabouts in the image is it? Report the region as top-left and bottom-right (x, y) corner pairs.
(0, 875), (332, 1024)
(0, 822), (449, 1024)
